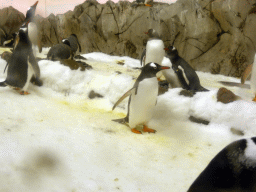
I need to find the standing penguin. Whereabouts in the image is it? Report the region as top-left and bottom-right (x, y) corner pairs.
(0, 24), (41, 94)
(135, 0), (153, 7)
(47, 39), (73, 61)
(188, 137), (256, 192)
(141, 29), (165, 80)
(67, 34), (81, 56)
(165, 46), (208, 92)
(112, 63), (170, 134)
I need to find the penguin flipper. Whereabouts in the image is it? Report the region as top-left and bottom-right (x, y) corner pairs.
(241, 64), (252, 84)
(3, 62), (8, 73)
(112, 116), (128, 124)
(112, 87), (136, 111)
(140, 49), (146, 66)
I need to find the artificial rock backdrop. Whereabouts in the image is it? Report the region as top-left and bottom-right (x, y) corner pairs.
(1, 0), (256, 77)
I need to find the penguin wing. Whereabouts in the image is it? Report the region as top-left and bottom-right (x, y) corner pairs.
(241, 64), (252, 84)
(140, 49), (146, 66)
(112, 87), (137, 111)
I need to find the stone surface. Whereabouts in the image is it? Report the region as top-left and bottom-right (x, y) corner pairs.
(0, 6), (25, 41)
(2, 0), (256, 77)
(217, 87), (240, 104)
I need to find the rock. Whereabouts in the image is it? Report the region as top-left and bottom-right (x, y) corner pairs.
(179, 90), (195, 97)
(88, 90), (104, 99)
(0, 6), (25, 40)
(217, 87), (241, 104)
(1, 51), (12, 62)
(59, 59), (92, 71)
(189, 115), (210, 125)
(7, 0), (256, 78)
(230, 127), (244, 136)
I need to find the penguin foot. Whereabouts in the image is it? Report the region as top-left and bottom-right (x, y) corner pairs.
(157, 78), (161, 81)
(131, 128), (142, 134)
(145, 4), (152, 7)
(14, 87), (20, 90)
(20, 91), (30, 95)
(253, 96), (256, 102)
(143, 125), (156, 133)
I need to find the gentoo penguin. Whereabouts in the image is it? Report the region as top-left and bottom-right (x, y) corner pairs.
(141, 29), (165, 80)
(21, 1), (42, 55)
(188, 137), (256, 192)
(47, 39), (73, 61)
(165, 46), (208, 92)
(67, 34), (81, 56)
(134, 0), (153, 7)
(112, 62), (170, 134)
(0, 24), (42, 94)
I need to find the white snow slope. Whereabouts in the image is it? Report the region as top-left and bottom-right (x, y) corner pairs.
(0, 48), (256, 192)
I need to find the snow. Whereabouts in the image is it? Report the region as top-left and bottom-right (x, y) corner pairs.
(0, 47), (256, 191)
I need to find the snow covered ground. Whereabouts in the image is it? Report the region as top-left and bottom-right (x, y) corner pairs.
(0, 47), (256, 192)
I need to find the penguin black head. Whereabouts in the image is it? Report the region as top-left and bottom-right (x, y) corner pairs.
(142, 62), (170, 78)
(165, 46), (179, 60)
(62, 39), (71, 47)
(144, 29), (160, 38)
(24, 1), (38, 23)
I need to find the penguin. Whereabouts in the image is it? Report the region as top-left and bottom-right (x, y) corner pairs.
(188, 137), (256, 192)
(112, 62), (170, 134)
(165, 46), (208, 92)
(141, 29), (165, 80)
(0, 24), (42, 95)
(133, 0), (153, 7)
(47, 39), (73, 61)
(67, 34), (82, 56)
(20, 1), (42, 55)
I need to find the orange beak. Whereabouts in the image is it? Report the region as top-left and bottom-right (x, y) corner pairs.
(32, 1), (39, 7)
(161, 66), (170, 70)
(145, 4), (152, 7)
(164, 47), (169, 51)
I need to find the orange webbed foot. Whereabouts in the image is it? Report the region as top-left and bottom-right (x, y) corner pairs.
(131, 128), (142, 134)
(253, 97), (256, 102)
(143, 125), (156, 133)
(20, 91), (30, 95)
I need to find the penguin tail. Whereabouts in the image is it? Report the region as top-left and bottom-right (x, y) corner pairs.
(199, 86), (209, 92)
(0, 81), (7, 87)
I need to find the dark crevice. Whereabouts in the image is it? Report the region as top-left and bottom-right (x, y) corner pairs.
(244, 34), (256, 51)
(108, 4), (120, 38)
(186, 41), (205, 53)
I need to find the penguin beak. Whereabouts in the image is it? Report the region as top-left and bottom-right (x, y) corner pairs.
(32, 1), (39, 8)
(144, 32), (148, 34)
(160, 66), (170, 70)
(164, 47), (169, 51)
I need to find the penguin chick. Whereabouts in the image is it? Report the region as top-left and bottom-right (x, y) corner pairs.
(47, 39), (73, 61)
(67, 34), (81, 56)
(188, 137), (256, 192)
(0, 26), (42, 94)
(112, 62), (170, 134)
(165, 46), (208, 92)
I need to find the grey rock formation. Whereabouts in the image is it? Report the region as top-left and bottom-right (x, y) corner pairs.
(2, 0), (256, 77)
(0, 6), (25, 44)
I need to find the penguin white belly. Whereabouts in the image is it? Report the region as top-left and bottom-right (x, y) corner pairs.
(23, 62), (34, 92)
(129, 77), (158, 128)
(28, 22), (38, 56)
(145, 40), (165, 65)
(145, 40), (165, 78)
(251, 62), (256, 94)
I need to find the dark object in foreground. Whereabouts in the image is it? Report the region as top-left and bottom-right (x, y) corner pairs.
(189, 116), (209, 125)
(188, 137), (256, 192)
